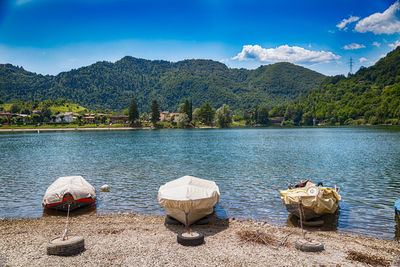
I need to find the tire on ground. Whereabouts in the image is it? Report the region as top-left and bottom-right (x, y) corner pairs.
(47, 235), (85, 256)
(295, 239), (324, 252)
(177, 232), (204, 246)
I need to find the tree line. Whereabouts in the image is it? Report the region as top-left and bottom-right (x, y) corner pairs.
(128, 98), (233, 128)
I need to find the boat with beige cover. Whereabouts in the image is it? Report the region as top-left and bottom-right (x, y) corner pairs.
(279, 184), (341, 221)
(158, 175), (220, 226)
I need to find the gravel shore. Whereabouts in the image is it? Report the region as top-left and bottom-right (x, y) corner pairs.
(0, 213), (399, 266)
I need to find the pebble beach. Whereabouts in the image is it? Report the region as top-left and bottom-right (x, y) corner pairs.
(0, 213), (399, 266)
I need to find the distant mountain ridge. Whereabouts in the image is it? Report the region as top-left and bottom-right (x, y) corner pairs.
(0, 57), (325, 111)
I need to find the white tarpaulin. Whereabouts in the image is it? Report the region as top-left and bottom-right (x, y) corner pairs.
(42, 176), (96, 206)
(158, 175), (220, 225)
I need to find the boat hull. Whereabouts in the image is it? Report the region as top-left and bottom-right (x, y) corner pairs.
(285, 204), (323, 221)
(44, 194), (95, 211)
(165, 206), (214, 225)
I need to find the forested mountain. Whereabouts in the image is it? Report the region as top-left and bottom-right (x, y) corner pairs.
(280, 47), (400, 125)
(0, 57), (325, 112)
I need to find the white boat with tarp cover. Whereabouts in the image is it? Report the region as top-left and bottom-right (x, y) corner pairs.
(158, 175), (220, 226)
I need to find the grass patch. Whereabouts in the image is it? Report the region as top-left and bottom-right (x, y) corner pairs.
(237, 230), (281, 246)
(346, 250), (390, 267)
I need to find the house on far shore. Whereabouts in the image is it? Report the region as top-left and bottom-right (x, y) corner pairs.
(55, 112), (74, 123)
(0, 112), (12, 119)
(169, 113), (182, 123)
(110, 115), (128, 124)
(158, 111), (183, 123)
(160, 111), (169, 122)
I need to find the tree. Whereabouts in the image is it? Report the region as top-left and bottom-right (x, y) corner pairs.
(76, 115), (83, 125)
(10, 103), (21, 114)
(184, 99), (190, 117)
(215, 104), (232, 128)
(128, 99), (139, 125)
(256, 105), (269, 125)
(32, 114), (41, 124)
(192, 108), (200, 121)
(178, 99), (193, 123)
(151, 100), (160, 125)
(178, 103), (185, 113)
(301, 111), (314, 126)
(42, 107), (52, 121)
(177, 113), (190, 128)
(178, 99), (193, 122)
(189, 99), (193, 122)
(198, 103), (216, 125)
(0, 99), (3, 104)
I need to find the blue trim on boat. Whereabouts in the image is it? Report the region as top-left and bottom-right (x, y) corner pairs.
(395, 199), (400, 216)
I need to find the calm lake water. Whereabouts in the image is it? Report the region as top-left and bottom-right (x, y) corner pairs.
(1, 127), (400, 239)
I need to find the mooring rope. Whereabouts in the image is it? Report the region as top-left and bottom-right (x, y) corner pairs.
(298, 200), (305, 239)
(61, 204), (71, 241)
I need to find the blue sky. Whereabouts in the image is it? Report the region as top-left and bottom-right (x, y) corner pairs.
(0, 0), (399, 75)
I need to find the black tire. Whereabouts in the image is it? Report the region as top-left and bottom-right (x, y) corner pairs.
(177, 231), (204, 246)
(165, 216), (182, 225)
(295, 239), (324, 252)
(47, 235), (85, 256)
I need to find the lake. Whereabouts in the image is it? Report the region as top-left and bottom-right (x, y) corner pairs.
(1, 127), (400, 239)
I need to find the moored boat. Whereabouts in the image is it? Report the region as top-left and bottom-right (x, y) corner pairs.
(279, 184), (341, 221)
(158, 175), (220, 226)
(42, 176), (96, 211)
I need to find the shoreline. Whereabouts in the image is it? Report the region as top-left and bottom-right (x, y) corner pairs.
(0, 127), (147, 132)
(0, 124), (399, 133)
(0, 213), (398, 266)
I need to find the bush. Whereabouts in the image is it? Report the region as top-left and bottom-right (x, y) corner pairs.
(281, 120), (294, 126)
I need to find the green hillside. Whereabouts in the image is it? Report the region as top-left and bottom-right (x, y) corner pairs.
(280, 47), (400, 125)
(0, 58), (325, 112)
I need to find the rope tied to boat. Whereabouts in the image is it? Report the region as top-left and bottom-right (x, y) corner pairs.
(298, 200), (305, 239)
(61, 204), (71, 241)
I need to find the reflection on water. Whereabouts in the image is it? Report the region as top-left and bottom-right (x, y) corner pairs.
(1, 127), (400, 239)
(286, 210), (340, 232)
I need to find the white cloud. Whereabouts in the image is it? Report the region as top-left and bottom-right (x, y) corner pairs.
(372, 41), (381, 47)
(388, 40), (400, 48)
(343, 43), (366, 50)
(359, 57), (368, 63)
(336, 15), (360, 31)
(232, 45), (341, 65)
(355, 1), (400, 34)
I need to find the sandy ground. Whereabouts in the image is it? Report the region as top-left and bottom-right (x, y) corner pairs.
(0, 213), (399, 267)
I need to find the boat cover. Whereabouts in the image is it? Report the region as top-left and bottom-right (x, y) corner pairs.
(42, 176), (96, 206)
(279, 186), (341, 214)
(158, 175), (220, 225)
